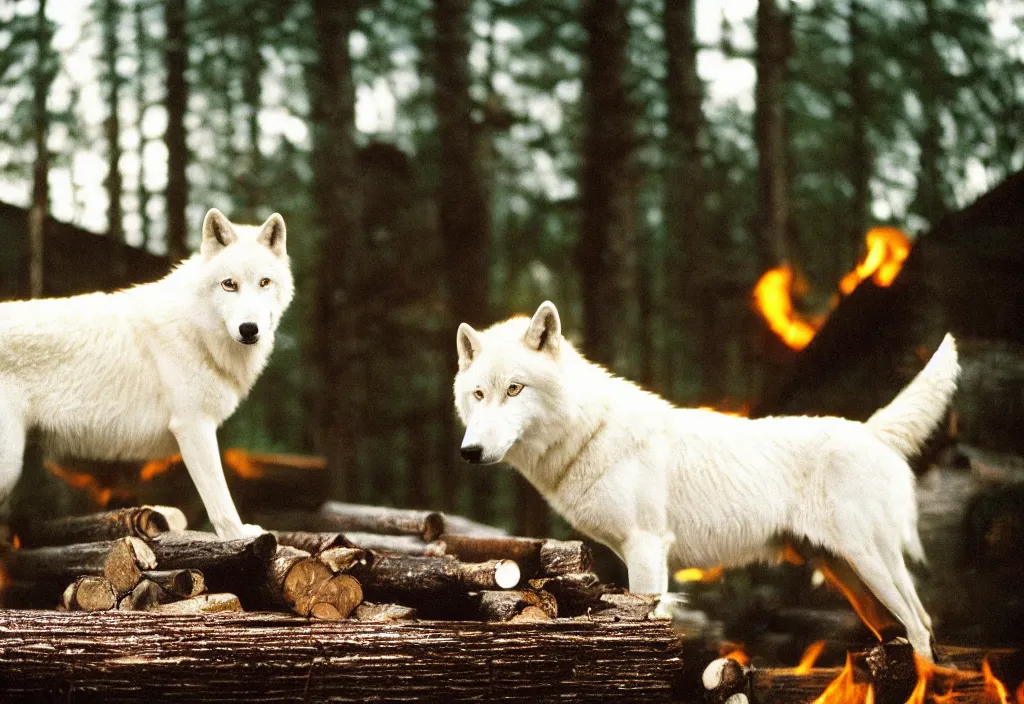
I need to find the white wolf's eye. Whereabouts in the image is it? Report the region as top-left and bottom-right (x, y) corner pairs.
(473, 389), (484, 401)
(221, 278), (238, 292)
(260, 277), (272, 288)
(507, 382), (524, 397)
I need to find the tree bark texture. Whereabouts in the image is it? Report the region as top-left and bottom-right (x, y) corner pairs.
(309, 0), (362, 503)
(29, 0), (51, 299)
(580, 0), (639, 376)
(0, 613), (686, 702)
(754, 0), (792, 272)
(163, 0), (188, 262)
(102, 0), (124, 268)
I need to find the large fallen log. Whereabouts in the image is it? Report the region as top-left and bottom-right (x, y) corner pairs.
(15, 507), (184, 548)
(0, 612), (687, 702)
(318, 502), (444, 541)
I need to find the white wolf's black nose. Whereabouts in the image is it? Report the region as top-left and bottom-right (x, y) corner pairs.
(239, 322), (259, 343)
(461, 445), (483, 463)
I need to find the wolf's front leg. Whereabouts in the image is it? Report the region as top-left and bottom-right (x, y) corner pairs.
(623, 531), (676, 618)
(170, 417), (253, 539)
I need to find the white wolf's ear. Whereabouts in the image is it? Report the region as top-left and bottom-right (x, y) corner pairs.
(201, 208), (237, 256)
(524, 301), (561, 354)
(457, 323), (482, 372)
(257, 213), (287, 257)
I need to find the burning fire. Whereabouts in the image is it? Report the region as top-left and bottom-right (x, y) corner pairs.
(721, 645), (751, 667)
(675, 565), (724, 584)
(752, 264), (820, 350)
(139, 454), (182, 481)
(838, 227), (911, 295)
(983, 657), (1012, 704)
(795, 641), (827, 674)
(45, 461), (117, 508)
(754, 227), (911, 350)
(811, 653), (874, 704)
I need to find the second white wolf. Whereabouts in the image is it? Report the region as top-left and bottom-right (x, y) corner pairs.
(454, 301), (958, 660)
(0, 209), (294, 539)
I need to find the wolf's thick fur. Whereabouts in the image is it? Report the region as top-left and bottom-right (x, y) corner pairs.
(454, 301), (959, 659)
(0, 209), (294, 539)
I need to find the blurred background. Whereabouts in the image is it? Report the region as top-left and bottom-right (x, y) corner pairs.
(0, 0), (1022, 550)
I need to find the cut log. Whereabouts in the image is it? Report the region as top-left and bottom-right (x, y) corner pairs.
(147, 506), (188, 532)
(308, 574), (363, 620)
(117, 579), (168, 611)
(318, 502), (444, 541)
(349, 554), (521, 603)
(16, 507), (174, 547)
(141, 569), (206, 599)
(472, 590), (558, 621)
(528, 573), (610, 617)
(438, 534), (593, 578)
(61, 576), (117, 612)
(271, 531), (352, 555)
(343, 532), (445, 556)
(146, 530), (276, 610)
(0, 612), (687, 702)
(5, 536), (156, 597)
(148, 593), (242, 614)
(268, 545), (333, 616)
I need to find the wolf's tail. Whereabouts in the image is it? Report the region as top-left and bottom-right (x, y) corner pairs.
(866, 334), (960, 460)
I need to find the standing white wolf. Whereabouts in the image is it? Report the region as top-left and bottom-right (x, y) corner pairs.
(454, 301), (959, 659)
(0, 209), (294, 539)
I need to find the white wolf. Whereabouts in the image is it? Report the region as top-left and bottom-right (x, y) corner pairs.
(0, 209), (294, 539)
(454, 301), (958, 659)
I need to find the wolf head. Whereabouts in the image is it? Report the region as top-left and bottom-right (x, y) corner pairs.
(200, 208), (295, 346)
(454, 301), (568, 465)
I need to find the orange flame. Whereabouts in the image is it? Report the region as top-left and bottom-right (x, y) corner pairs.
(11, 535), (20, 550)
(780, 543), (805, 565)
(45, 461), (115, 508)
(139, 454), (183, 481)
(905, 653), (964, 704)
(753, 263), (819, 350)
(675, 565), (724, 583)
(812, 653), (874, 704)
(222, 448), (265, 480)
(983, 657), (1011, 704)
(1015, 681), (1023, 704)
(721, 646), (750, 667)
(795, 641), (827, 674)
(838, 227), (911, 295)
(753, 227), (911, 350)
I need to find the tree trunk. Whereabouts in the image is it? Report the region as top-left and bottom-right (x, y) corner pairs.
(164, 0), (188, 262)
(102, 0), (124, 277)
(0, 613), (687, 702)
(134, 0), (152, 249)
(433, 0), (491, 516)
(754, 0), (791, 273)
(308, 0), (362, 502)
(663, 0), (710, 401)
(845, 0), (871, 278)
(914, 0), (946, 227)
(580, 0), (639, 376)
(29, 0), (51, 299)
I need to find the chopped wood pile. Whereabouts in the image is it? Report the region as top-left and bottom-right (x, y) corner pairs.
(0, 503), (656, 623)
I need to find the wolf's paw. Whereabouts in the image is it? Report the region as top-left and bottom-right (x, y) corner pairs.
(237, 523), (267, 538)
(651, 592), (686, 620)
(216, 521), (266, 540)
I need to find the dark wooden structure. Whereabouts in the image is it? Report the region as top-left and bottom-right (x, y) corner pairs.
(0, 201), (167, 299)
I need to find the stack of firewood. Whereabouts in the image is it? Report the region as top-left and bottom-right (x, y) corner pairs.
(0, 502), (656, 622)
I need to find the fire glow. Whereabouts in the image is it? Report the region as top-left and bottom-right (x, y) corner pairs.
(675, 565), (724, 584)
(753, 227), (912, 350)
(811, 653), (874, 704)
